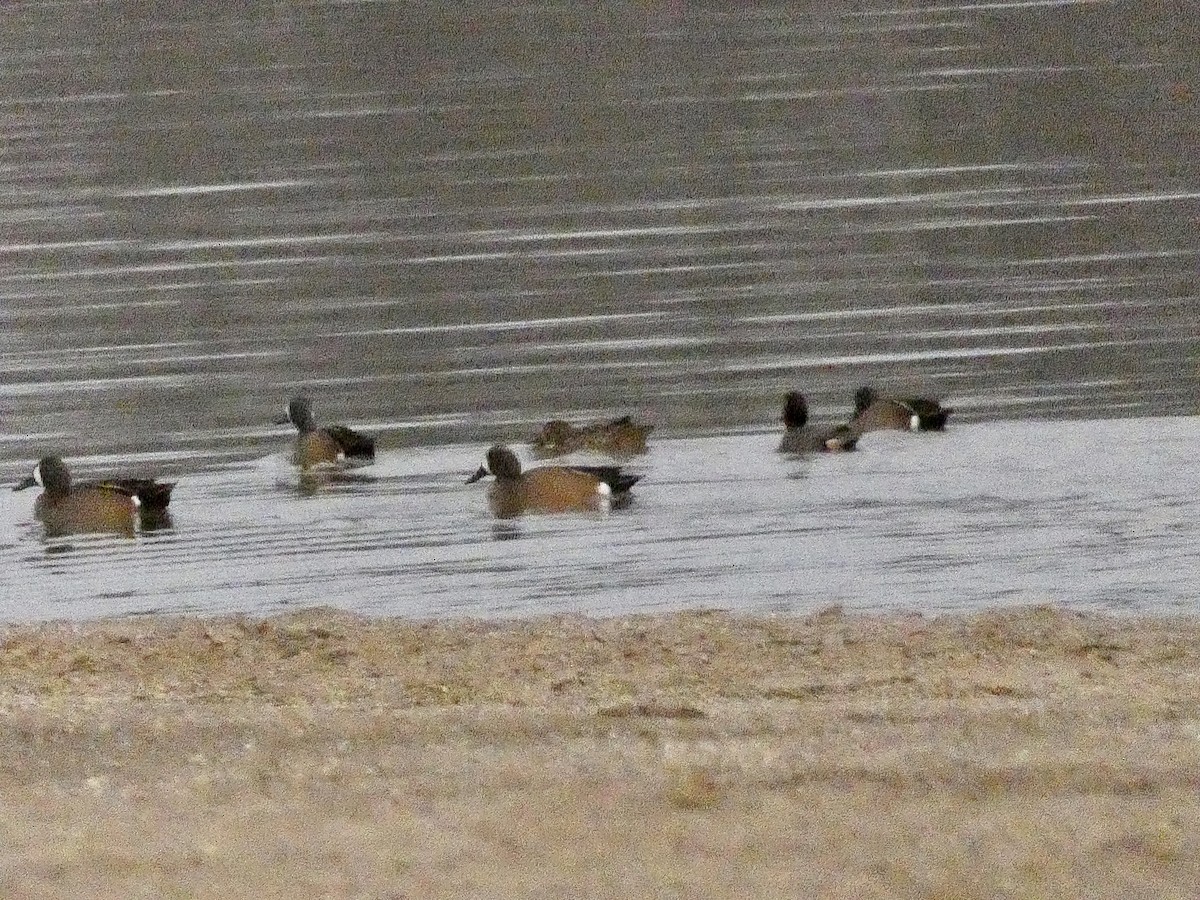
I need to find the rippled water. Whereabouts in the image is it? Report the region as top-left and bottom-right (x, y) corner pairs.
(2, 418), (1195, 622)
(1, 3), (1196, 620)
(1, 1), (1197, 463)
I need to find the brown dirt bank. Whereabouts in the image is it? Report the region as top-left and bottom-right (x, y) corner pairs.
(1, 605), (1198, 899)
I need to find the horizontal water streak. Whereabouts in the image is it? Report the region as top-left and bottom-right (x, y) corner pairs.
(0, 257), (334, 281)
(722, 338), (1180, 372)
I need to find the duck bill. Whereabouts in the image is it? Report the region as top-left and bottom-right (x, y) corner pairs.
(465, 466), (489, 484)
(13, 475), (37, 492)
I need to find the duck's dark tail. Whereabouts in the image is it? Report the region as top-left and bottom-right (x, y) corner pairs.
(921, 409), (952, 430)
(825, 424), (859, 451)
(904, 398), (953, 431)
(610, 473), (642, 494)
(94, 478), (175, 510)
(135, 481), (175, 510)
(570, 465), (642, 495)
(327, 425), (376, 460)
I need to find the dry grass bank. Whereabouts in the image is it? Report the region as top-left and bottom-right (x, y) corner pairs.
(1, 605), (1198, 899)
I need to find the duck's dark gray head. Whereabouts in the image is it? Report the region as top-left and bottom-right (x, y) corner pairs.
(853, 386), (877, 415)
(14, 455), (70, 494)
(277, 396), (315, 431)
(466, 444), (523, 484)
(782, 392), (809, 429)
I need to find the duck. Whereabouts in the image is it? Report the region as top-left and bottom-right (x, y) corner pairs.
(531, 415), (654, 458)
(466, 444), (641, 518)
(13, 455), (174, 537)
(778, 392), (858, 453)
(850, 385), (954, 433)
(275, 396), (375, 469)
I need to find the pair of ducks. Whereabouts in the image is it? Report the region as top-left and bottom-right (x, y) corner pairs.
(778, 386), (953, 454)
(471, 413), (654, 518)
(530, 416), (653, 459)
(11, 396), (371, 538)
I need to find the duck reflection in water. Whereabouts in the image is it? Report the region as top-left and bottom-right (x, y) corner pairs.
(294, 469), (376, 497)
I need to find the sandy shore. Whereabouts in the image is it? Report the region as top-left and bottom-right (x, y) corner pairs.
(1, 605), (1197, 898)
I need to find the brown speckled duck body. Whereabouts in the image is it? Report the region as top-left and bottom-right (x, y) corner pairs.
(14, 455), (174, 537)
(849, 386), (954, 433)
(777, 392), (858, 454)
(467, 444), (641, 519)
(276, 396), (376, 469)
(531, 416), (653, 459)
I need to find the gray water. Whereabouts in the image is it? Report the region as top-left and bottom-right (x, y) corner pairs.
(0, 2), (1197, 619)
(2, 418), (1197, 621)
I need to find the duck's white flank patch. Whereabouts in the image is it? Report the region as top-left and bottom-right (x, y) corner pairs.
(131, 493), (142, 508)
(33, 464), (43, 486)
(595, 480), (613, 512)
(909, 414), (921, 431)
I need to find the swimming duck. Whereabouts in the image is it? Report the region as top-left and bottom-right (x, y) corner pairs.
(13, 455), (174, 537)
(467, 444), (641, 518)
(778, 392), (858, 453)
(531, 416), (654, 458)
(850, 385), (953, 433)
(276, 396), (375, 469)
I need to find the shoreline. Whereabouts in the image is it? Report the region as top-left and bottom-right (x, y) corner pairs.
(3, 604), (1198, 897)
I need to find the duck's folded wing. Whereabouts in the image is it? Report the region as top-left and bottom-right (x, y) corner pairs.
(87, 478), (175, 508)
(81, 477), (138, 497)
